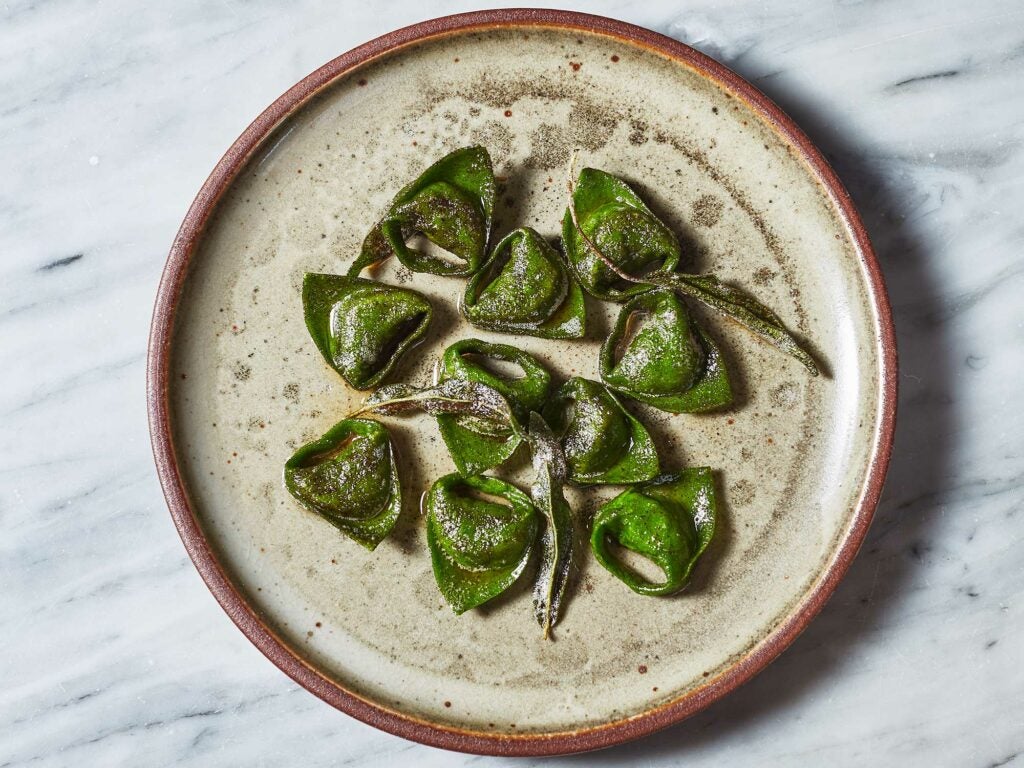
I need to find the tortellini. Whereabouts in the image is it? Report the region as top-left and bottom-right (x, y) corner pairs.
(463, 227), (586, 339)
(284, 418), (401, 550)
(426, 473), (538, 613)
(600, 288), (732, 412)
(561, 167), (680, 302)
(302, 273), (431, 390)
(590, 468), (717, 595)
(543, 377), (659, 485)
(281, 145), (824, 635)
(435, 339), (551, 476)
(350, 146), (496, 277)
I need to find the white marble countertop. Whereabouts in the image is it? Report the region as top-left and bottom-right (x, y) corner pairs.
(3, 1), (1022, 765)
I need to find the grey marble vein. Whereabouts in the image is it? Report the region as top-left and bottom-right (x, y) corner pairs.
(2, 0), (1022, 766)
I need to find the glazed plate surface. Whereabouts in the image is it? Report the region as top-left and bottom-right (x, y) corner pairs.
(151, 11), (894, 755)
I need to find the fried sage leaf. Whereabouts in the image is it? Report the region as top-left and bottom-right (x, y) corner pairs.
(357, 379), (518, 427)
(435, 339), (552, 476)
(426, 473), (539, 613)
(543, 377), (659, 485)
(525, 414), (573, 638)
(463, 227), (586, 339)
(647, 272), (818, 375)
(302, 273), (431, 390)
(590, 468), (717, 596)
(561, 167), (680, 302)
(349, 146), (496, 277)
(284, 418), (401, 550)
(564, 164), (818, 374)
(600, 287), (732, 412)
(356, 377), (525, 477)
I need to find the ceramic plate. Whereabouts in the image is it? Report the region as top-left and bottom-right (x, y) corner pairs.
(148, 10), (896, 756)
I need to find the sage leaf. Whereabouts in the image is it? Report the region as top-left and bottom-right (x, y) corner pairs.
(564, 163), (818, 374)
(648, 272), (819, 375)
(525, 413), (573, 639)
(356, 379), (519, 430)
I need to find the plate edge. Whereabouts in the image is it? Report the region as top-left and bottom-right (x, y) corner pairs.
(146, 7), (898, 757)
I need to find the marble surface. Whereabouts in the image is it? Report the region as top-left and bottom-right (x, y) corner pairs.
(1, 0), (1021, 765)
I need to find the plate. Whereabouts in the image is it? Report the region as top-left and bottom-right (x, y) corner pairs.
(148, 9), (896, 756)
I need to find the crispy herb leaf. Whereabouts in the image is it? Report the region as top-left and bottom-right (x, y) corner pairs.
(356, 379), (520, 431)
(283, 418), (401, 550)
(590, 468), (717, 596)
(525, 414), (574, 639)
(564, 162), (818, 375)
(647, 272), (819, 375)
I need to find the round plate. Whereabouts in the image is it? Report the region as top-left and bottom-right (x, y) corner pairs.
(148, 9), (896, 756)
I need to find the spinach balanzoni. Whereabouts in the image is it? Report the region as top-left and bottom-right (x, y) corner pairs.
(302, 273), (432, 389)
(426, 473), (538, 613)
(349, 146), (496, 278)
(434, 339), (551, 477)
(283, 145), (818, 639)
(544, 377), (659, 485)
(463, 227), (586, 339)
(561, 167), (680, 302)
(601, 288), (732, 413)
(284, 418), (401, 550)
(591, 469), (717, 596)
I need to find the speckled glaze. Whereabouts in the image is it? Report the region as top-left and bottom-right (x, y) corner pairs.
(150, 10), (895, 756)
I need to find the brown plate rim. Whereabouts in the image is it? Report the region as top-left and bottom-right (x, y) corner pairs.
(147, 8), (898, 757)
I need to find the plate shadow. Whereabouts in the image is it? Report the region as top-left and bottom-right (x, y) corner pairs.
(565, 53), (953, 763)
